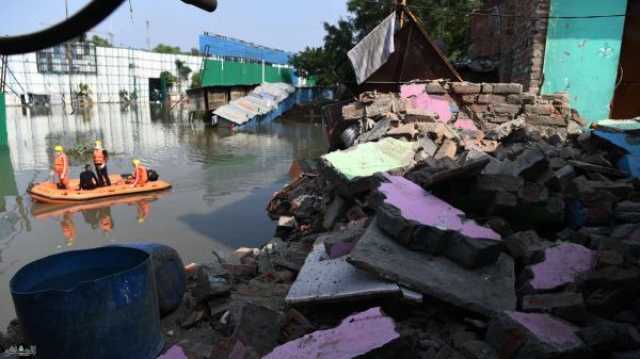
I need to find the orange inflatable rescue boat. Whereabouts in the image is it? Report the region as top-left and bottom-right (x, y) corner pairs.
(29, 175), (172, 204)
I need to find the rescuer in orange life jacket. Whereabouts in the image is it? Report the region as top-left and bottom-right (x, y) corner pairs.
(93, 140), (111, 187)
(130, 159), (148, 188)
(53, 145), (70, 190)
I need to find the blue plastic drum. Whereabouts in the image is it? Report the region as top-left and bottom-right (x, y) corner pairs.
(10, 247), (164, 359)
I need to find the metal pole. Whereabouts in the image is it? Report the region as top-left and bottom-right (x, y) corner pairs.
(398, 0), (407, 28)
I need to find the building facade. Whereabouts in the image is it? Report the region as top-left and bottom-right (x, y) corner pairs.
(471, 0), (638, 123)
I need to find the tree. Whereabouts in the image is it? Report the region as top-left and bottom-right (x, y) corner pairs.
(190, 72), (202, 89)
(153, 44), (182, 54)
(160, 71), (176, 87)
(290, 0), (482, 86)
(91, 35), (112, 47)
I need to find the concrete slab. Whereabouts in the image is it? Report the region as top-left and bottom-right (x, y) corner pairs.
(348, 218), (516, 316)
(380, 175), (500, 240)
(376, 175), (502, 269)
(263, 307), (400, 359)
(285, 243), (401, 305)
(487, 311), (585, 359)
(322, 138), (416, 181)
(527, 243), (596, 291)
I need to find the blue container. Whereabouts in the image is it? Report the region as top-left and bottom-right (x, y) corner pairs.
(10, 247), (164, 359)
(113, 243), (186, 316)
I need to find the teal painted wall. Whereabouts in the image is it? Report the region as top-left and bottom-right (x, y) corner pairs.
(542, 0), (628, 124)
(202, 60), (293, 87)
(0, 92), (7, 148)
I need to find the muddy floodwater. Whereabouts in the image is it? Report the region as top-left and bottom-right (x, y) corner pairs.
(0, 104), (327, 328)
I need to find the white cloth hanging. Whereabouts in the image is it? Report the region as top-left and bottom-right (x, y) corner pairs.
(348, 12), (396, 85)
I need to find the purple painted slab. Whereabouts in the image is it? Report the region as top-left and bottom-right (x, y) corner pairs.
(506, 311), (582, 349)
(529, 243), (595, 291)
(400, 84), (426, 98)
(157, 345), (187, 359)
(263, 307), (399, 359)
(379, 175), (500, 240)
(412, 93), (453, 123)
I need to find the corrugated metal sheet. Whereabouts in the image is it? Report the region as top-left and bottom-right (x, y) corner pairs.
(198, 34), (291, 65)
(213, 83), (295, 126)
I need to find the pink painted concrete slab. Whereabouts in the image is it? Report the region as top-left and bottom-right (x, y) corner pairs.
(529, 243), (595, 291)
(400, 84), (426, 98)
(263, 307), (399, 359)
(506, 311), (582, 349)
(157, 345), (187, 359)
(454, 118), (478, 131)
(380, 175), (501, 240)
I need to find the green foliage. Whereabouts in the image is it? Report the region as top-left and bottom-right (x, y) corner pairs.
(160, 71), (177, 87)
(175, 60), (192, 81)
(291, 0), (481, 85)
(75, 83), (92, 98)
(190, 72), (202, 89)
(153, 43), (182, 54)
(91, 35), (112, 47)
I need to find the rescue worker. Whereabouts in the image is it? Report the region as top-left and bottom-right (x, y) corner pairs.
(93, 140), (111, 187)
(78, 164), (99, 191)
(53, 145), (69, 189)
(130, 159), (148, 188)
(99, 207), (114, 233)
(60, 213), (76, 247)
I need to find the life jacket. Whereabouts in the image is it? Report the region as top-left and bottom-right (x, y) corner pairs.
(93, 149), (105, 165)
(134, 164), (148, 186)
(54, 153), (69, 177)
(61, 219), (76, 241)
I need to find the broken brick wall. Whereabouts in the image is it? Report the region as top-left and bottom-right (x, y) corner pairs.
(497, 0), (549, 95)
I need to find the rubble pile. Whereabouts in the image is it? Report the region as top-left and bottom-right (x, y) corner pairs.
(257, 81), (640, 358)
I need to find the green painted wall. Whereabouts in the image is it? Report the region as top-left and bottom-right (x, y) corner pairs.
(542, 0), (628, 124)
(0, 92), (7, 149)
(202, 60), (293, 87)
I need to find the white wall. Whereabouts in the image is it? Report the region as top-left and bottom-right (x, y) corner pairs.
(2, 47), (204, 106)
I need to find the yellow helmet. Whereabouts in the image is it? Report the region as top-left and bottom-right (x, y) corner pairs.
(132, 159), (141, 166)
(54, 145), (64, 152)
(138, 217), (145, 224)
(95, 140), (102, 147)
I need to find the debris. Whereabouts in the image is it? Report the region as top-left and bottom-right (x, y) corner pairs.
(525, 243), (596, 292)
(486, 311), (585, 358)
(521, 292), (585, 313)
(348, 218), (516, 316)
(322, 137), (416, 181)
(320, 227), (365, 259)
(263, 307), (400, 359)
(286, 243), (401, 305)
(157, 345), (188, 359)
(231, 303), (283, 356)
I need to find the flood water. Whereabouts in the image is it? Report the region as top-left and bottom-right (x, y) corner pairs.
(0, 103), (327, 327)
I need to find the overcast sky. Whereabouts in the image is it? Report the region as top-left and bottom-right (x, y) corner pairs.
(0, 0), (350, 52)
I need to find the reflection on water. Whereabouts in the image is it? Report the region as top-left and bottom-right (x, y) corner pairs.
(0, 103), (327, 327)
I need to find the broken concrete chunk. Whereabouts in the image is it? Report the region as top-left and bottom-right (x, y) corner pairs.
(526, 243), (596, 292)
(358, 118), (392, 143)
(405, 107), (439, 122)
(285, 243), (401, 305)
(263, 307), (400, 359)
(157, 345), (188, 359)
(577, 322), (640, 352)
(521, 292), (585, 313)
(342, 102), (365, 120)
(459, 340), (498, 359)
(378, 175), (501, 241)
(387, 123), (418, 140)
(486, 311), (585, 359)
(511, 147), (548, 179)
(349, 218), (516, 316)
(320, 227), (365, 259)
(322, 196), (345, 231)
(434, 139), (458, 160)
(476, 175), (524, 193)
(425, 82), (447, 94)
(504, 231), (547, 265)
(417, 136), (439, 157)
(232, 303), (283, 356)
(322, 137), (416, 181)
